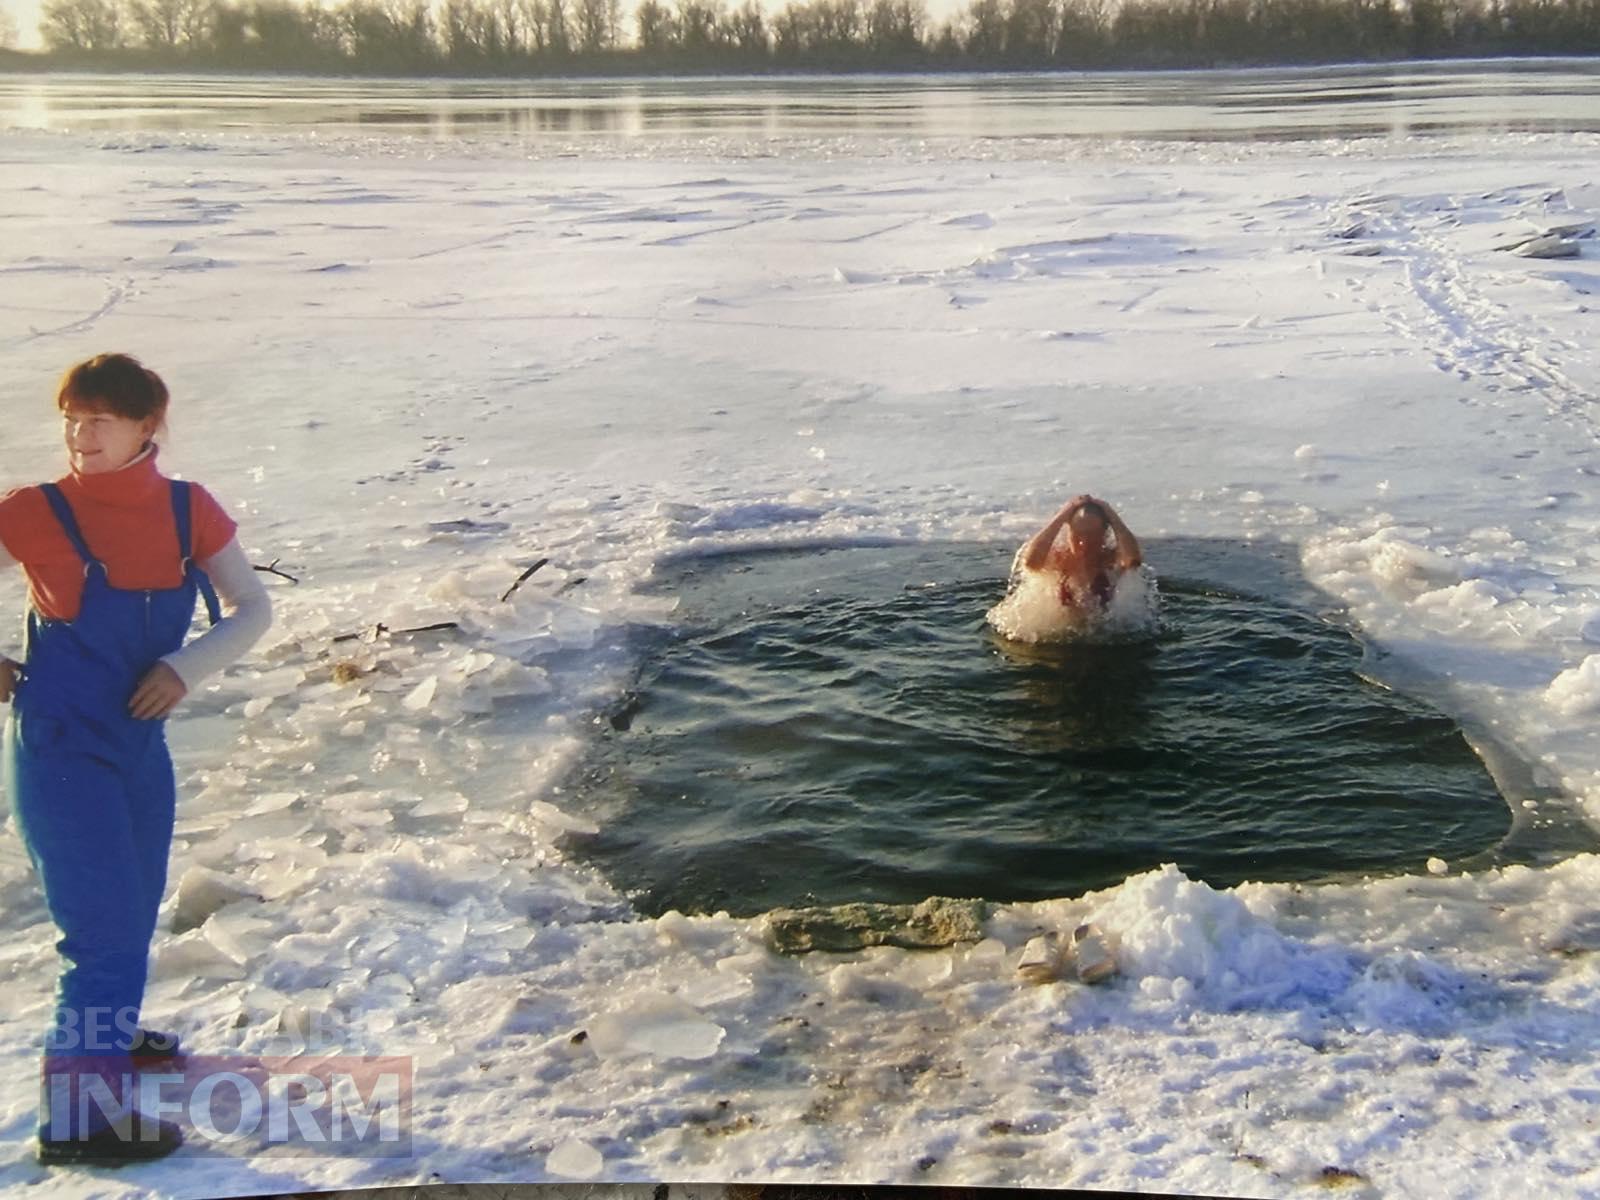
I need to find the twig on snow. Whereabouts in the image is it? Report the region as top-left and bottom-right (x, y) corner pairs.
(332, 621), (460, 645)
(500, 557), (550, 603)
(253, 558), (300, 585)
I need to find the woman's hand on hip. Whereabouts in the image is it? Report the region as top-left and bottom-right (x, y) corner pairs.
(129, 662), (187, 720)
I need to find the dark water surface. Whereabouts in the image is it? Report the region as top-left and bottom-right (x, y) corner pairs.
(567, 540), (1513, 916)
(3, 60), (1599, 141)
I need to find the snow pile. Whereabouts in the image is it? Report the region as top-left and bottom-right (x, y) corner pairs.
(1058, 866), (1493, 1043)
(1304, 525), (1466, 602)
(1546, 654), (1600, 716)
(1343, 949), (1476, 1036)
(1085, 865), (1357, 1010)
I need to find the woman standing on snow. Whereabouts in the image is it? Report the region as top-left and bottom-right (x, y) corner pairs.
(0, 353), (272, 1164)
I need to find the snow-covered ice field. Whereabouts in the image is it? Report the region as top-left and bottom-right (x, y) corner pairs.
(2, 75), (1600, 1198)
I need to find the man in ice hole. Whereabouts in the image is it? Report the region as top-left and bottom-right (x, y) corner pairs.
(1016, 495), (1143, 612)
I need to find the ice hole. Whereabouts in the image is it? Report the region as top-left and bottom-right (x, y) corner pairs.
(565, 540), (1523, 917)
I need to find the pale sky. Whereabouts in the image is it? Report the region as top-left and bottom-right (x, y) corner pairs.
(4, 0), (42, 49)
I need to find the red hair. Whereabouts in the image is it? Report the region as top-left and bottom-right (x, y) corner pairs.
(57, 353), (170, 432)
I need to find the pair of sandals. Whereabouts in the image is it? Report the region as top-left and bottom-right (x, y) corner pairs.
(1016, 923), (1118, 986)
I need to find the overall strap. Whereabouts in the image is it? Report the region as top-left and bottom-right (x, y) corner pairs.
(169, 478), (195, 560)
(37, 483), (98, 568)
(169, 480), (222, 626)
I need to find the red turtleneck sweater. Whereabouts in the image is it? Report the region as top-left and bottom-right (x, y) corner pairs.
(0, 449), (236, 622)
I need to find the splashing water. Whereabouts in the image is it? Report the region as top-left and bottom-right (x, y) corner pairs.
(986, 561), (1161, 644)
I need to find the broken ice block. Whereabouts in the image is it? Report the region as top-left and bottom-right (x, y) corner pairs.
(245, 791), (301, 817)
(172, 866), (262, 934)
(1513, 233), (1581, 259)
(586, 991), (725, 1062)
(549, 605), (600, 649)
(203, 911), (275, 965)
(402, 676), (439, 711)
(527, 800), (600, 836)
(546, 1138), (604, 1179)
(151, 929), (247, 982)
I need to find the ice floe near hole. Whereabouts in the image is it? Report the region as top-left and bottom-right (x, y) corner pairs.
(528, 800), (600, 836)
(1369, 540), (1460, 589)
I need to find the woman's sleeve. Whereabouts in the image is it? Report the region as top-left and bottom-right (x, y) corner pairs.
(1, 519), (17, 664)
(160, 538), (273, 690)
(0, 486), (44, 567)
(189, 484), (238, 562)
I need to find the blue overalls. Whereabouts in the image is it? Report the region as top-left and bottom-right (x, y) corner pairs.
(2, 480), (219, 1062)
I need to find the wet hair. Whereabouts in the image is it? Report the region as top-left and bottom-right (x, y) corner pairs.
(1068, 500), (1114, 553)
(57, 353), (169, 433)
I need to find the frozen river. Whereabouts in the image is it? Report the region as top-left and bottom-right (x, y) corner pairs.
(1, 64), (1600, 1200)
(3, 58), (1600, 142)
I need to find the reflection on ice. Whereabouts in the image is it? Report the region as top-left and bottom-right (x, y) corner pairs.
(4, 65), (1600, 143)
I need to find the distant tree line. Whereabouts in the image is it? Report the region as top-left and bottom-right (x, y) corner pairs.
(18, 0), (1600, 73)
